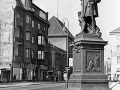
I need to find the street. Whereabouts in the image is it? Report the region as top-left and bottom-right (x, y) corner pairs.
(0, 82), (66, 90)
(0, 81), (120, 90)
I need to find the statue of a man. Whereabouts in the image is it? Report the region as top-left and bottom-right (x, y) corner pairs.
(79, 0), (101, 34)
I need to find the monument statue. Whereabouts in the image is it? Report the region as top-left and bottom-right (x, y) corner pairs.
(78, 0), (101, 37)
(69, 0), (110, 90)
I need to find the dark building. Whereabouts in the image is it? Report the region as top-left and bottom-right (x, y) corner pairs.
(13, 0), (50, 81)
(0, 0), (50, 82)
(47, 43), (66, 81)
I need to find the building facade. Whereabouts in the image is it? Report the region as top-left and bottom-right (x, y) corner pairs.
(0, 0), (50, 82)
(109, 27), (120, 81)
(48, 16), (74, 67)
(47, 43), (66, 81)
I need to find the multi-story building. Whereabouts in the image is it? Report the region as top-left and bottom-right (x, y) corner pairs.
(0, 0), (50, 82)
(48, 16), (74, 67)
(109, 27), (120, 81)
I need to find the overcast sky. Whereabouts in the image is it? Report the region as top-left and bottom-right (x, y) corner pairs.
(33, 0), (120, 60)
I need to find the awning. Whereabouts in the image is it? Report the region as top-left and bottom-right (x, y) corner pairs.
(25, 64), (37, 69)
(40, 65), (48, 70)
(0, 63), (11, 70)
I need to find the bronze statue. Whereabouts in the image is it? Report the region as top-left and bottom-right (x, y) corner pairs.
(78, 0), (101, 36)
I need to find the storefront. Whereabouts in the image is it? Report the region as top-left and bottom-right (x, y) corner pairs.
(13, 68), (22, 80)
(12, 62), (22, 81)
(25, 64), (37, 81)
(39, 65), (48, 81)
(0, 63), (12, 82)
(0, 69), (11, 82)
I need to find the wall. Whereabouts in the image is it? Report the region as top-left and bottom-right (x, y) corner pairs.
(0, 0), (16, 69)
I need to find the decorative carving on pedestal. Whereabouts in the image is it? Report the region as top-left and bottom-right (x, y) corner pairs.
(73, 45), (82, 53)
(86, 51), (101, 72)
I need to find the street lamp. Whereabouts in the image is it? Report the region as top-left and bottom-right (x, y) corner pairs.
(63, 18), (69, 88)
(63, 18), (69, 67)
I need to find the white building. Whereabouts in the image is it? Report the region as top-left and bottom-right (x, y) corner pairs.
(109, 27), (120, 81)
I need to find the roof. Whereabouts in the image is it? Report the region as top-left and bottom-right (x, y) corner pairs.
(48, 16), (74, 39)
(110, 27), (120, 35)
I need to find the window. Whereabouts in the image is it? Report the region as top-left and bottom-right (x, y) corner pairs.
(117, 56), (120, 63)
(26, 48), (31, 58)
(32, 36), (34, 43)
(26, 32), (30, 41)
(25, 0), (31, 7)
(31, 50), (34, 58)
(38, 23), (40, 29)
(26, 15), (31, 23)
(44, 27), (46, 31)
(16, 11), (21, 18)
(38, 51), (44, 59)
(39, 11), (46, 20)
(38, 36), (45, 45)
(32, 8), (35, 12)
(117, 68), (120, 72)
(42, 36), (45, 45)
(32, 20), (34, 28)
(117, 35), (120, 40)
(117, 45), (120, 51)
(38, 36), (42, 44)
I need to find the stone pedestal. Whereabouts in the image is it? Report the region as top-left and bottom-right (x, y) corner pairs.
(68, 33), (110, 90)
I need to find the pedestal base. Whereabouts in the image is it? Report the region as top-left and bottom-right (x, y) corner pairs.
(68, 84), (110, 90)
(68, 33), (110, 90)
(68, 73), (110, 90)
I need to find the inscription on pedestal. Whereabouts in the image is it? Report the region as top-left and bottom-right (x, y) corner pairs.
(86, 51), (101, 72)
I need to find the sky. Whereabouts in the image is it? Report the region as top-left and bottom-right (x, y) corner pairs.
(33, 0), (120, 60)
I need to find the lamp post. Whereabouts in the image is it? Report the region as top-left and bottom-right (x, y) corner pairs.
(63, 18), (69, 67)
(63, 18), (69, 88)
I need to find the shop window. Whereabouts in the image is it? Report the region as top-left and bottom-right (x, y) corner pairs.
(13, 68), (22, 80)
(26, 69), (33, 80)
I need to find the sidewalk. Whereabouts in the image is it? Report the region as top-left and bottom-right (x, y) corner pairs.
(0, 81), (41, 88)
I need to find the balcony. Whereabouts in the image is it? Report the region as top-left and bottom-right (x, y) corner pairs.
(38, 29), (42, 34)
(31, 58), (36, 64)
(15, 56), (22, 62)
(14, 37), (23, 44)
(16, 18), (23, 27)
